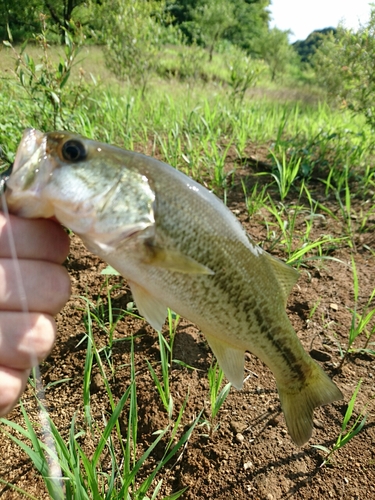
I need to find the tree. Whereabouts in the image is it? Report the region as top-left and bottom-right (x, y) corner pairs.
(312, 8), (375, 129)
(225, 0), (270, 54)
(166, 0), (270, 55)
(190, 0), (236, 61)
(103, 0), (168, 93)
(258, 27), (296, 81)
(293, 27), (337, 63)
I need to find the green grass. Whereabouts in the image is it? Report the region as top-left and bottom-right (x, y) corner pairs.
(0, 292), (199, 499)
(311, 380), (369, 466)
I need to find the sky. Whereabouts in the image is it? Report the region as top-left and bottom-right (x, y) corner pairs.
(269, 0), (373, 42)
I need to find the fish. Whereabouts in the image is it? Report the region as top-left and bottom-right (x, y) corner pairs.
(5, 128), (343, 446)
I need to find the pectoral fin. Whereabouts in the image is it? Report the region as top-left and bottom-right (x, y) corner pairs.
(204, 333), (245, 390)
(144, 244), (214, 275)
(128, 280), (168, 331)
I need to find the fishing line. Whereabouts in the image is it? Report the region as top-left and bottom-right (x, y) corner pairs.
(0, 178), (65, 499)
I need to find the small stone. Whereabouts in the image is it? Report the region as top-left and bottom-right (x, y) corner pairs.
(236, 433), (244, 443)
(230, 421), (247, 434)
(310, 349), (332, 362)
(91, 372), (104, 392)
(330, 303), (338, 311)
(268, 416), (280, 427)
(243, 461), (253, 470)
(313, 419), (325, 429)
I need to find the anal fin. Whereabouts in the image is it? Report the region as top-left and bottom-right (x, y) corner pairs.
(128, 280), (167, 331)
(204, 333), (245, 390)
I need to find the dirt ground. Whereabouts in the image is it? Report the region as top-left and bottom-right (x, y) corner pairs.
(0, 148), (374, 499)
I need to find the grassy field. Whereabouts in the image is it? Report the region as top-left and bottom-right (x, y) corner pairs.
(0, 43), (374, 499)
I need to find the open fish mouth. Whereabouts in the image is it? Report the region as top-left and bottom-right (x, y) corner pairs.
(13, 129), (45, 175)
(5, 129), (56, 218)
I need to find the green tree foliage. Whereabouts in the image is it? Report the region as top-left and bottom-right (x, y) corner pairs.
(258, 27), (297, 81)
(189, 0), (236, 61)
(0, 0), (97, 41)
(225, 0), (270, 54)
(313, 8), (375, 129)
(293, 27), (337, 63)
(0, 0), (40, 40)
(167, 0), (270, 54)
(102, 0), (169, 93)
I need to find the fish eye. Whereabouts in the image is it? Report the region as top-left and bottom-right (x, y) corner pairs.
(62, 140), (87, 162)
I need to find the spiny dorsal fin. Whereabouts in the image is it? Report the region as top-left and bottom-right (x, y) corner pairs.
(204, 333), (244, 390)
(128, 280), (167, 331)
(265, 253), (299, 304)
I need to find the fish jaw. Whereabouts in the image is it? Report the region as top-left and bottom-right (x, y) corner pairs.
(5, 129), (56, 218)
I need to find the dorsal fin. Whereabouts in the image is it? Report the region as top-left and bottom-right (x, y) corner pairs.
(265, 253), (299, 304)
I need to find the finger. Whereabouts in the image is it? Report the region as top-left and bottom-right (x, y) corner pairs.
(0, 213), (70, 263)
(0, 312), (56, 370)
(0, 366), (30, 417)
(0, 259), (71, 315)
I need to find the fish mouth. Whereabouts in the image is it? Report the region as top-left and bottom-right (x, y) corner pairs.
(13, 128), (45, 175)
(5, 129), (55, 218)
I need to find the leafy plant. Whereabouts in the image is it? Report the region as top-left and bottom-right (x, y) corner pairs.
(241, 180), (268, 217)
(267, 149), (302, 201)
(338, 257), (375, 367)
(226, 49), (264, 103)
(102, 0), (169, 94)
(200, 362), (231, 435)
(4, 15), (91, 130)
(311, 380), (368, 466)
(313, 8), (375, 130)
(146, 330), (174, 420)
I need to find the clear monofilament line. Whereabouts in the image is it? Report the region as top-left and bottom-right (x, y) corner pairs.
(0, 191), (65, 499)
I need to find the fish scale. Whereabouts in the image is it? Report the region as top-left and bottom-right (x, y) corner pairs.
(5, 129), (343, 446)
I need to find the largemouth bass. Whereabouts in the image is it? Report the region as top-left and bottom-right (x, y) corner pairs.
(5, 129), (342, 446)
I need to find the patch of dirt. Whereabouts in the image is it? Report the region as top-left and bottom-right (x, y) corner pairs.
(0, 152), (374, 499)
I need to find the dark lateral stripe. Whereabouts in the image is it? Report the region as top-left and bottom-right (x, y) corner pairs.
(253, 307), (306, 382)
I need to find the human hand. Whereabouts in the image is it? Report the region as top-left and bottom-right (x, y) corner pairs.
(0, 213), (71, 416)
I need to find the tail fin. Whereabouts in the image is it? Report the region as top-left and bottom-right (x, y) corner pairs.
(277, 362), (343, 446)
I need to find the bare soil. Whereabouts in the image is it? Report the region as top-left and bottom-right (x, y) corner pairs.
(0, 148), (374, 499)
